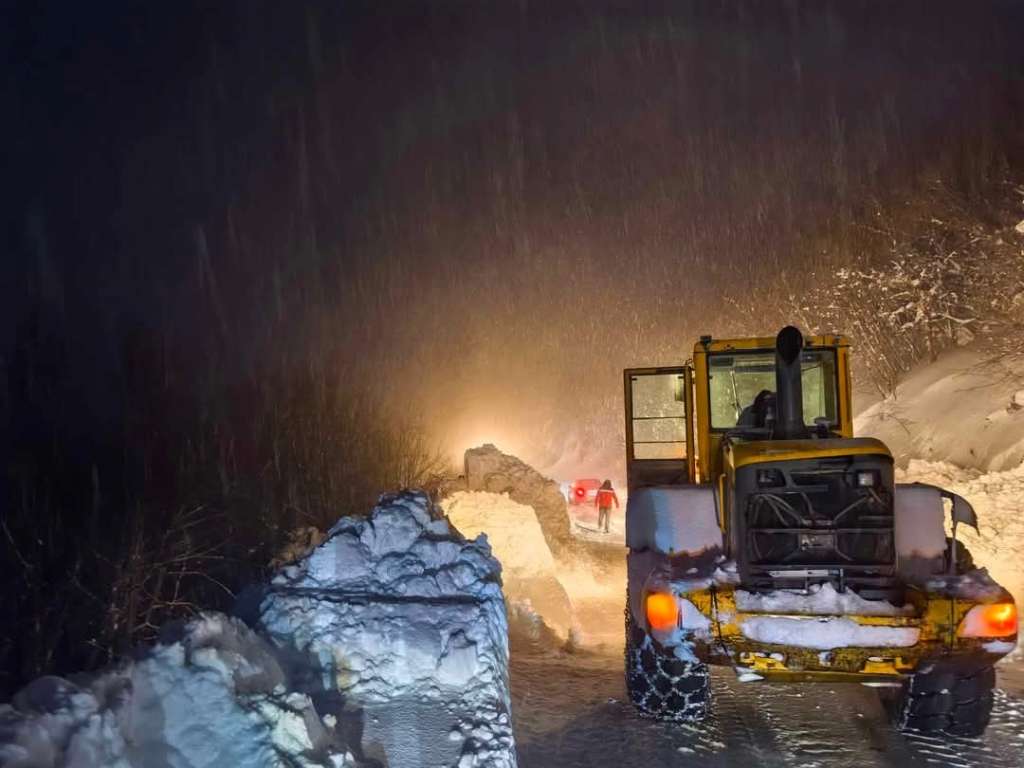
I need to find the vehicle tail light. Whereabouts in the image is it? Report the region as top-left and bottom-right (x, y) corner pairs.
(575, 487), (585, 498)
(958, 602), (1017, 638)
(645, 592), (679, 632)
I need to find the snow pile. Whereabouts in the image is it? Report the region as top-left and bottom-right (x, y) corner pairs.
(0, 614), (356, 768)
(740, 616), (920, 650)
(259, 491), (515, 767)
(735, 583), (914, 616)
(854, 347), (1024, 471)
(442, 491), (575, 639)
(1, 491), (517, 768)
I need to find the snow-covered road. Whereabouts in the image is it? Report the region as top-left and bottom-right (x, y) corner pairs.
(511, 647), (1024, 768)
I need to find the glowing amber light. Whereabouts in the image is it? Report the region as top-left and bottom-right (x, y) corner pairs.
(980, 603), (1017, 636)
(959, 602), (1017, 638)
(645, 592), (679, 632)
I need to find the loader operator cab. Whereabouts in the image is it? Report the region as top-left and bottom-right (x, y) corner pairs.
(625, 330), (853, 490)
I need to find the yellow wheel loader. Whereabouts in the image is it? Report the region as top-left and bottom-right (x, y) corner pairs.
(623, 326), (1017, 736)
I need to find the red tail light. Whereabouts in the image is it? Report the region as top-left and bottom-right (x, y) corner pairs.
(575, 487), (585, 497)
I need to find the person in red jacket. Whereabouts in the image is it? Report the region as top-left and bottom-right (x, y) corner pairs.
(595, 479), (620, 533)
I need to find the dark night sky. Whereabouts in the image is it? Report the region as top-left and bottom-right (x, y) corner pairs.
(5, 0), (1024, 506)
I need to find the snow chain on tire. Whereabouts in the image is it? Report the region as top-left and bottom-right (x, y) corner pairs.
(893, 665), (995, 737)
(624, 607), (710, 721)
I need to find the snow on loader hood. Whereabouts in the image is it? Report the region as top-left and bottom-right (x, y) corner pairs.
(0, 491), (517, 768)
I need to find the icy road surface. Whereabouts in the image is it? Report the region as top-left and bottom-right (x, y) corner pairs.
(511, 649), (1024, 768)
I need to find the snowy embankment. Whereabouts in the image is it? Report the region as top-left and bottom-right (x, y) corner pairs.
(0, 491), (516, 768)
(855, 346), (1024, 471)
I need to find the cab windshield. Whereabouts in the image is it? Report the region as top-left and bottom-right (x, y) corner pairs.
(708, 349), (839, 431)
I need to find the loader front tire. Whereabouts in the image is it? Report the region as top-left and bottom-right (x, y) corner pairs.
(624, 609), (710, 721)
(893, 664), (995, 737)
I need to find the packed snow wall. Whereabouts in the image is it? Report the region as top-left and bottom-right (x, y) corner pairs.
(442, 490), (575, 641)
(456, 444), (574, 557)
(259, 491), (515, 767)
(0, 491), (516, 768)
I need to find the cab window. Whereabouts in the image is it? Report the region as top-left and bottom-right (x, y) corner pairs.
(707, 349), (838, 430)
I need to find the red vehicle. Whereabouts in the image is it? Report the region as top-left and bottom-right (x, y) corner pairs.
(567, 478), (601, 506)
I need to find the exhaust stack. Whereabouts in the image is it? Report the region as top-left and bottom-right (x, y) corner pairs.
(775, 326), (807, 440)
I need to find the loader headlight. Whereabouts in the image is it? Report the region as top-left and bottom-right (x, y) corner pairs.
(958, 603), (1017, 638)
(855, 470), (878, 488)
(645, 592), (679, 632)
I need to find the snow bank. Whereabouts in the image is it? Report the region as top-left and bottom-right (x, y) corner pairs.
(259, 491), (515, 767)
(854, 347), (1024, 471)
(442, 491), (575, 639)
(0, 614), (355, 768)
(1, 491), (517, 768)
(735, 583), (913, 617)
(740, 616), (920, 650)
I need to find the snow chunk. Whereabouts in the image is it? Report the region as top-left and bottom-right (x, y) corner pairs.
(0, 614), (350, 768)
(712, 560), (741, 585)
(260, 490), (515, 766)
(735, 669), (764, 682)
(735, 583), (914, 617)
(984, 640), (1017, 654)
(276, 491), (501, 602)
(679, 599), (712, 631)
(856, 347), (1024, 472)
(461, 444), (574, 555)
(741, 616), (920, 650)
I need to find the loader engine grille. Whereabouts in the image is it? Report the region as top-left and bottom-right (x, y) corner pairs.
(734, 456), (897, 598)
